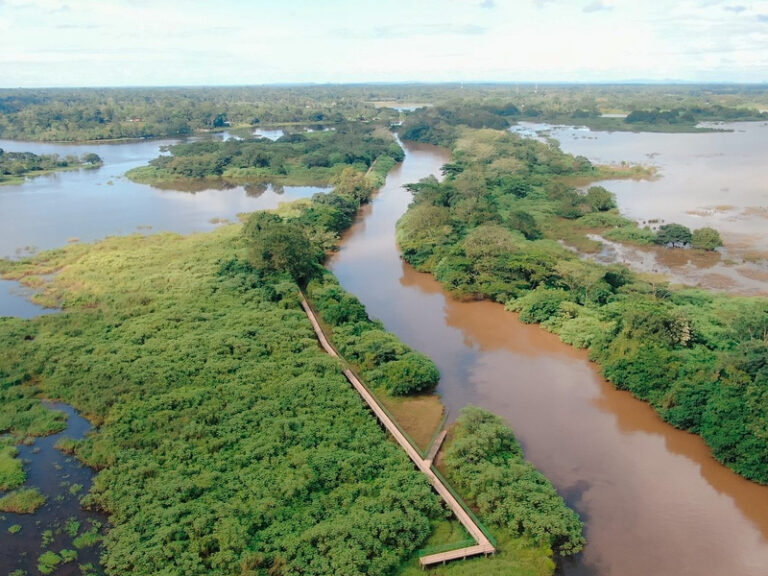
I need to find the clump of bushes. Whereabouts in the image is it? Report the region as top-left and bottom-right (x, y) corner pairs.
(0, 487), (47, 513)
(442, 407), (585, 555)
(307, 273), (440, 395)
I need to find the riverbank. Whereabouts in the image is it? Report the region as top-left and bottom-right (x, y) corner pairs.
(0, 152), (103, 186)
(0, 163), (101, 186)
(0, 136), (584, 574)
(327, 133), (768, 576)
(395, 125), (768, 487)
(123, 124), (403, 190)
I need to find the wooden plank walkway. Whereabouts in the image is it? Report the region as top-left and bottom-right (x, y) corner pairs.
(425, 429), (448, 464)
(300, 297), (496, 567)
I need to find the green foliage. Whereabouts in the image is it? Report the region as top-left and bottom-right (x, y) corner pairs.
(0, 487), (46, 513)
(65, 517), (81, 537)
(557, 314), (606, 349)
(584, 186), (616, 212)
(0, 228), (445, 575)
(0, 86), (397, 141)
(0, 149), (101, 184)
(8, 523), (21, 534)
(691, 227), (724, 251)
(74, 526), (103, 549)
(508, 288), (573, 324)
(507, 210), (542, 240)
(602, 225), (657, 245)
(397, 123), (768, 484)
(398, 104), (511, 145)
(655, 223), (693, 247)
(0, 437), (25, 491)
(243, 212), (321, 285)
(442, 407), (585, 555)
(396, 202), (453, 268)
(37, 551), (62, 575)
(60, 549), (78, 563)
(127, 122), (402, 188)
(307, 273), (440, 396)
(377, 353), (441, 396)
(2, 85), (766, 143)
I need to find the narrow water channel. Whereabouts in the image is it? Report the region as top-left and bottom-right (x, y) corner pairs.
(0, 403), (105, 576)
(328, 139), (768, 576)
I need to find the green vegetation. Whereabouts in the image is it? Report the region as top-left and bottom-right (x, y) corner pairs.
(37, 551), (63, 575)
(0, 86), (398, 141)
(0, 487), (47, 513)
(0, 118), (589, 575)
(0, 227), (445, 575)
(655, 223), (693, 247)
(442, 408), (584, 555)
(0, 149), (101, 185)
(652, 223), (724, 251)
(65, 517), (81, 537)
(8, 523), (21, 534)
(73, 525), (103, 549)
(0, 437), (25, 491)
(3, 84), (767, 144)
(306, 273), (439, 396)
(691, 227), (724, 251)
(127, 123), (403, 188)
(36, 548), (79, 574)
(397, 99), (768, 142)
(397, 124), (768, 485)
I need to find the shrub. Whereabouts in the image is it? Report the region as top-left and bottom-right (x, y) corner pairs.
(691, 227), (723, 251)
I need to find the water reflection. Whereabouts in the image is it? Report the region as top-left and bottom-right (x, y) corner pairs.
(330, 138), (768, 576)
(0, 137), (328, 317)
(511, 121), (768, 293)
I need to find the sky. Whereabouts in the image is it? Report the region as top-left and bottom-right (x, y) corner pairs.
(1, 0), (767, 87)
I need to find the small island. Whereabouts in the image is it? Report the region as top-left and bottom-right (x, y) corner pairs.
(0, 149), (102, 185)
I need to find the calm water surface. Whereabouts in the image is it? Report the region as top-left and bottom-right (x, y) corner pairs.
(0, 403), (105, 575)
(515, 121), (768, 293)
(329, 139), (768, 576)
(0, 137), (328, 316)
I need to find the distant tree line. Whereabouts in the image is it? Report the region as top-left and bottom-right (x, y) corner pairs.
(0, 148), (101, 183)
(127, 124), (404, 186)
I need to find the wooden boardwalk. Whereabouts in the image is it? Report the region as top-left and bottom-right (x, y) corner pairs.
(425, 430), (448, 464)
(300, 297), (496, 567)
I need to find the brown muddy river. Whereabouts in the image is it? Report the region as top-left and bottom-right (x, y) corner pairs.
(329, 139), (768, 576)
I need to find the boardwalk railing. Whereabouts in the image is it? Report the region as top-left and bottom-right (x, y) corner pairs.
(418, 538), (476, 557)
(300, 294), (496, 567)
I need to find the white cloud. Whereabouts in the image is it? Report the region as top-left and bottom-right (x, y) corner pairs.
(0, 0), (767, 86)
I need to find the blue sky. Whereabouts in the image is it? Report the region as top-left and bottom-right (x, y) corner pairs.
(1, 0), (767, 87)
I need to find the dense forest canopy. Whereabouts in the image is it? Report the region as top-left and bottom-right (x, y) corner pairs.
(127, 123), (404, 186)
(396, 122), (768, 484)
(1, 84), (766, 141)
(0, 228), (446, 575)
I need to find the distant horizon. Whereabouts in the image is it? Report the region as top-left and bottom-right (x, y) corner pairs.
(2, 0), (768, 88)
